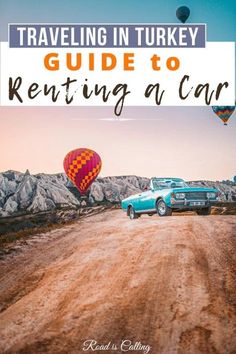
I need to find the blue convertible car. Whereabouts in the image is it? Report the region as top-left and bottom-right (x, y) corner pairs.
(121, 177), (218, 219)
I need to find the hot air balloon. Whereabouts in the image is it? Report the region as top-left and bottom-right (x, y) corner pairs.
(212, 106), (235, 126)
(176, 6), (190, 23)
(63, 148), (102, 194)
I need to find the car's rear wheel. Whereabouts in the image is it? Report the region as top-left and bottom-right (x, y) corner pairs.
(128, 206), (139, 220)
(196, 207), (211, 215)
(156, 199), (172, 216)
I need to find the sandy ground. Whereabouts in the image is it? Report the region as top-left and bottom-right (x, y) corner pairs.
(0, 210), (236, 354)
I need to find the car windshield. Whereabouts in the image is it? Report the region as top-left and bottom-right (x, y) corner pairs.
(152, 179), (188, 189)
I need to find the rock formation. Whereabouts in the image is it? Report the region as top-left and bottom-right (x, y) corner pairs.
(0, 170), (235, 217)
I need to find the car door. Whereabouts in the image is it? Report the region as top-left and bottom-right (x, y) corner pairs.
(135, 190), (155, 212)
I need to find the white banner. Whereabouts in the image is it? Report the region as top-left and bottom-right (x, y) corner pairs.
(0, 42), (235, 113)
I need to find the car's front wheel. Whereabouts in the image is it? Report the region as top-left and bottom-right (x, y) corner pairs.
(128, 206), (139, 220)
(196, 207), (211, 215)
(156, 199), (172, 216)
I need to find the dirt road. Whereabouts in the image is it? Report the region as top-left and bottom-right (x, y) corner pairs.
(0, 210), (236, 354)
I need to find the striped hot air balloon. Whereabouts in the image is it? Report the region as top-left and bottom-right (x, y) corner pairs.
(63, 148), (102, 194)
(212, 106), (235, 126)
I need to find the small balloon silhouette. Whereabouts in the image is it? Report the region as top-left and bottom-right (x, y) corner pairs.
(64, 148), (102, 194)
(176, 6), (190, 23)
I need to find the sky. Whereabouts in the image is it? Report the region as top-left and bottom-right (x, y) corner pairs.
(0, 0), (235, 180)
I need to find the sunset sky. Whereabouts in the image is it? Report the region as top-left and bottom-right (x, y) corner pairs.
(0, 0), (235, 180)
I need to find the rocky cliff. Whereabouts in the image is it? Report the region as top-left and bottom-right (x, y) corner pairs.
(0, 171), (79, 217)
(0, 170), (235, 217)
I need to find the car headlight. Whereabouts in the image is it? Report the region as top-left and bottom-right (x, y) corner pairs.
(207, 192), (216, 199)
(175, 193), (185, 199)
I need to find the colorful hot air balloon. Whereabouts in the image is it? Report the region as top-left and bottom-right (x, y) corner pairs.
(63, 148), (102, 194)
(212, 106), (235, 126)
(176, 6), (190, 23)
